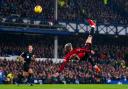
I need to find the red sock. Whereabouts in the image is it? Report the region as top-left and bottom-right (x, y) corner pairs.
(87, 19), (96, 28)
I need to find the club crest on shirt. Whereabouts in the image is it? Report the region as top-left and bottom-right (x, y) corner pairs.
(27, 55), (29, 58)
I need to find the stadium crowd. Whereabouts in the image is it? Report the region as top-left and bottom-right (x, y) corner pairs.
(0, 33), (128, 59)
(0, 0), (128, 85)
(0, 34), (128, 59)
(0, 0), (128, 24)
(0, 55), (128, 84)
(0, 34), (128, 84)
(0, 34), (54, 58)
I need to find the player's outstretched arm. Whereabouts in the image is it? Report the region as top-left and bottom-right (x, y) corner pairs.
(58, 49), (80, 72)
(17, 52), (25, 62)
(17, 56), (24, 62)
(31, 55), (36, 61)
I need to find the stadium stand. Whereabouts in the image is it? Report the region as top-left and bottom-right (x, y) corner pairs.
(0, 34), (128, 84)
(0, 0), (128, 24)
(0, 56), (128, 84)
(0, 0), (128, 85)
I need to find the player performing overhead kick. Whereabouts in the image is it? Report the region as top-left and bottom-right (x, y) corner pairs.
(55, 19), (100, 75)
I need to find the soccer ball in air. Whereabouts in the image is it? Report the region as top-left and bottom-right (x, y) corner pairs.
(34, 5), (42, 14)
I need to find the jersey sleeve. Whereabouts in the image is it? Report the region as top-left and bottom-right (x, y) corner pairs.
(64, 49), (77, 61)
(20, 52), (25, 58)
(76, 48), (91, 53)
(64, 48), (91, 61)
(32, 54), (35, 60)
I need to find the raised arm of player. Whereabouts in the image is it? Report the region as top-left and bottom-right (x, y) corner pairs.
(17, 52), (25, 62)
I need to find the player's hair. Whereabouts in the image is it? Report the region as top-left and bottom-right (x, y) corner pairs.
(64, 43), (72, 54)
(64, 43), (72, 48)
(28, 44), (33, 47)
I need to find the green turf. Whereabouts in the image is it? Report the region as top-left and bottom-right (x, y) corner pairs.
(0, 84), (127, 89)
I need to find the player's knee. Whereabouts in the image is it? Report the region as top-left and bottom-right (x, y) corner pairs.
(28, 69), (33, 74)
(23, 72), (29, 77)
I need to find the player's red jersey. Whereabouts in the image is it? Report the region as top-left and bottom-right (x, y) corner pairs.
(64, 48), (90, 61)
(59, 48), (91, 72)
(77, 52), (85, 59)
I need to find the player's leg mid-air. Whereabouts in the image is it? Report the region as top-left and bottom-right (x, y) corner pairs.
(84, 35), (101, 73)
(54, 19), (100, 76)
(17, 45), (35, 85)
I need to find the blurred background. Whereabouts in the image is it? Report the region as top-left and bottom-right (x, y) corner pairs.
(0, 0), (128, 84)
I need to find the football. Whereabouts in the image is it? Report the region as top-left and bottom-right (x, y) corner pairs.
(34, 5), (42, 14)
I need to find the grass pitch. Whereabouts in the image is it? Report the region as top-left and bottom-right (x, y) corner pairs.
(0, 84), (127, 89)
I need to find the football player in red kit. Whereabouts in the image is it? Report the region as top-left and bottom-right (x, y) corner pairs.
(55, 19), (100, 75)
(58, 35), (100, 73)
